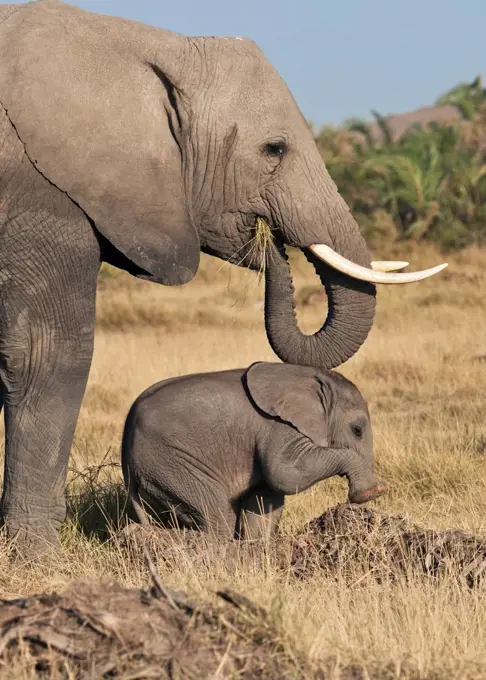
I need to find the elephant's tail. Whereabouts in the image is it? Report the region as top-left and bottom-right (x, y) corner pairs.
(130, 482), (151, 527)
(121, 401), (152, 528)
(127, 478), (180, 610)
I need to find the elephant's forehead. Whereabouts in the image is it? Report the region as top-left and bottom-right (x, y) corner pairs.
(212, 49), (310, 134)
(205, 70), (308, 136)
(332, 378), (368, 411)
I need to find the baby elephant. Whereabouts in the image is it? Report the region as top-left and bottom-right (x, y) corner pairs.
(122, 362), (387, 540)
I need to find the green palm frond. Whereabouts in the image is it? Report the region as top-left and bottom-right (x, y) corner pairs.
(314, 75), (486, 250)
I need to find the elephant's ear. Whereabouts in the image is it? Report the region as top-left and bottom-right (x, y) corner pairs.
(0, 1), (199, 285)
(245, 363), (329, 448)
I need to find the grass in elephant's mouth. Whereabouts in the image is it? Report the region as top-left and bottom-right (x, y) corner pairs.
(0, 244), (485, 678)
(251, 216), (275, 280)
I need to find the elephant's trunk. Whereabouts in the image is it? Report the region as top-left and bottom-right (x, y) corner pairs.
(263, 149), (447, 370)
(264, 238), (377, 370)
(345, 457), (388, 504)
(349, 480), (388, 504)
(332, 449), (388, 505)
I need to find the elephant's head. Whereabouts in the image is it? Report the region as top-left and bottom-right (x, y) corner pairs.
(0, 1), (447, 369)
(245, 362), (387, 504)
(322, 369), (387, 504)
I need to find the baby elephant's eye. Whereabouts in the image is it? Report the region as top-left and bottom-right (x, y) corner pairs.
(351, 423), (363, 438)
(264, 141), (288, 158)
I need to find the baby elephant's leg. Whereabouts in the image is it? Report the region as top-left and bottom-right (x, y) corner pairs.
(140, 481), (237, 539)
(237, 485), (285, 541)
(200, 497), (239, 539)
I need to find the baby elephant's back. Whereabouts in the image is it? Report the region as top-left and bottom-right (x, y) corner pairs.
(125, 368), (250, 454)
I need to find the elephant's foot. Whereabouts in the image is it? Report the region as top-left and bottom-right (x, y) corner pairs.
(9, 526), (61, 564)
(1, 512), (63, 563)
(116, 520), (166, 552)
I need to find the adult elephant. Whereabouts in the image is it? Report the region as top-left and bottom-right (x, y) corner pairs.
(0, 0), (446, 555)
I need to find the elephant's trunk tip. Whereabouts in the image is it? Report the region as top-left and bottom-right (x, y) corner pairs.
(348, 480), (388, 505)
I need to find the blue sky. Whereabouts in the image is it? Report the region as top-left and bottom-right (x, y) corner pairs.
(10, 0), (486, 127)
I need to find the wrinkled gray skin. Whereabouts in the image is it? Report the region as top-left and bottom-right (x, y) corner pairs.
(121, 363), (387, 540)
(0, 1), (377, 554)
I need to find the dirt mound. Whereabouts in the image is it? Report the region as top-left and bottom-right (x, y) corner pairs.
(289, 505), (486, 586)
(118, 505), (486, 588)
(0, 578), (312, 679)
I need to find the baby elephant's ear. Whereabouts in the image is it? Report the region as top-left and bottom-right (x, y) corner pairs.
(245, 363), (329, 447)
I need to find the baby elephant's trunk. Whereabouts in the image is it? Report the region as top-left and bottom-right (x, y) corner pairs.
(338, 449), (388, 505)
(348, 480), (388, 504)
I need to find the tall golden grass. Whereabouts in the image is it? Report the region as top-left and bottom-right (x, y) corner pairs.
(0, 243), (485, 678)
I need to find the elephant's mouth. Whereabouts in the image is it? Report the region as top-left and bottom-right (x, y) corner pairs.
(255, 210), (447, 284)
(254, 211), (448, 284)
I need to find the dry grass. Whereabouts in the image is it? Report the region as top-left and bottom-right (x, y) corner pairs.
(0, 243), (486, 677)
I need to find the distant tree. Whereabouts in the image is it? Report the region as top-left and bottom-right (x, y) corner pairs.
(435, 74), (486, 120)
(316, 78), (486, 251)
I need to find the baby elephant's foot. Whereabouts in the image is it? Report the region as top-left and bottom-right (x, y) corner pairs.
(116, 520), (165, 551)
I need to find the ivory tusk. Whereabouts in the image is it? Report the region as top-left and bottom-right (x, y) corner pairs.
(371, 260), (409, 272)
(309, 244), (447, 284)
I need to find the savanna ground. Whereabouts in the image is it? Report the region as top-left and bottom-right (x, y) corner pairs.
(0, 242), (486, 678)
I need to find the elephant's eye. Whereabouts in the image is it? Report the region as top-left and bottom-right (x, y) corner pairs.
(351, 423), (363, 438)
(264, 141), (288, 158)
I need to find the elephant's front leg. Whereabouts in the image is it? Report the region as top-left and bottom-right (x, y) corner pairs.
(1, 327), (96, 555)
(262, 434), (386, 504)
(0, 234), (99, 557)
(236, 485), (285, 541)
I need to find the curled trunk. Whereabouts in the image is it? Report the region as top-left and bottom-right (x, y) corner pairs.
(264, 241), (376, 370)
